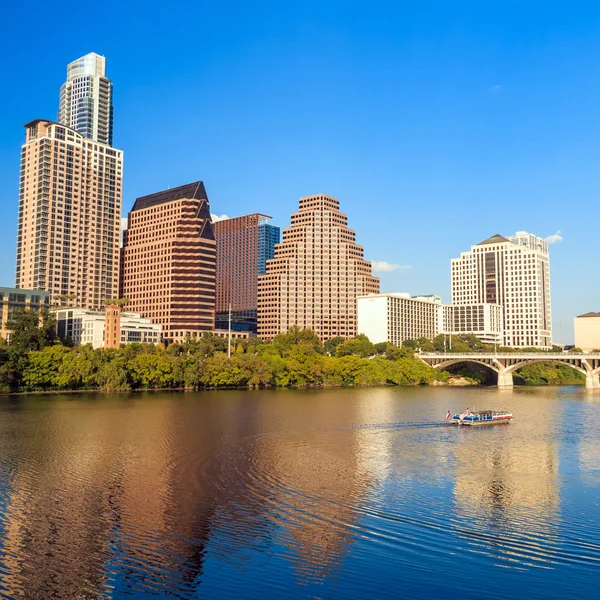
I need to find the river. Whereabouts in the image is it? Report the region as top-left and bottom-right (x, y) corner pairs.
(0, 386), (598, 599)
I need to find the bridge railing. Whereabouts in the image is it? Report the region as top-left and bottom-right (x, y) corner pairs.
(418, 351), (599, 357)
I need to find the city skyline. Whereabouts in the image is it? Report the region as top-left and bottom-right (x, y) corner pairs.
(1, 2), (599, 342)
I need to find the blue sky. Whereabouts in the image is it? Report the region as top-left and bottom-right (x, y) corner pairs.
(1, 0), (599, 342)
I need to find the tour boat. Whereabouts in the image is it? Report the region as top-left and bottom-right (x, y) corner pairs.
(451, 409), (513, 426)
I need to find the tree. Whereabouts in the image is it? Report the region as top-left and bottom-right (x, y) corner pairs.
(335, 334), (375, 358)
(324, 337), (345, 356)
(373, 342), (388, 355)
(272, 326), (322, 355)
(6, 308), (58, 354)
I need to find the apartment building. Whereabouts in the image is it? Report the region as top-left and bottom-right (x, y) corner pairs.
(258, 194), (379, 340)
(451, 232), (552, 348)
(120, 182), (216, 344)
(16, 119), (122, 309)
(58, 53), (114, 146)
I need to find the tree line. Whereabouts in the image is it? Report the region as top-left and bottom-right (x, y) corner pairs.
(0, 309), (585, 393)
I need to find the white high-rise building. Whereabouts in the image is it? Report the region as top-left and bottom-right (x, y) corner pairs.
(451, 232), (552, 348)
(58, 53), (114, 146)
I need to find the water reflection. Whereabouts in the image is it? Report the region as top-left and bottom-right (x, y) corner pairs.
(0, 387), (597, 599)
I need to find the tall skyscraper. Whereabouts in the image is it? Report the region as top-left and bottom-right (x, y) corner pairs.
(258, 220), (280, 275)
(58, 53), (114, 146)
(120, 182), (216, 343)
(451, 231), (552, 348)
(257, 194), (379, 340)
(214, 214), (280, 332)
(16, 119), (123, 308)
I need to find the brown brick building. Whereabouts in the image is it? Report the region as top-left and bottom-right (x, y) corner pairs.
(257, 194), (379, 340)
(16, 119), (122, 308)
(120, 182), (216, 343)
(214, 213), (280, 332)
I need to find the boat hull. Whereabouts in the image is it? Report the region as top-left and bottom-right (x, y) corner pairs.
(451, 410), (513, 426)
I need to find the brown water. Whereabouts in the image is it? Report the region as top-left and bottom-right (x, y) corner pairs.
(0, 386), (598, 599)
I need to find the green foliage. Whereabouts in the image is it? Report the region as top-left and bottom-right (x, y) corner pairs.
(335, 334), (375, 358)
(273, 326), (322, 356)
(7, 308), (58, 354)
(323, 336), (345, 356)
(5, 326), (581, 394)
(513, 362), (586, 385)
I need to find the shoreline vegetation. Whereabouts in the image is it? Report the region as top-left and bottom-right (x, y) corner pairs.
(0, 310), (586, 394)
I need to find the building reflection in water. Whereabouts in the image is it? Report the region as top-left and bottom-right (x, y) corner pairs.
(249, 392), (372, 585)
(450, 402), (560, 568)
(0, 392), (373, 597)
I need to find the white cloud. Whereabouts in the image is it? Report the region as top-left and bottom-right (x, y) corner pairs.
(545, 230), (563, 244)
(371, 261), (412, 273)
(490, 84), (503, 92)
(211, 213), (230, 222)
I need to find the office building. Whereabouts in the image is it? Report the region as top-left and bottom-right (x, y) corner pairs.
(258, 194), (379, 340)
(55, 307), (161, 349)
(214, 214), (280, 332)
(0, 287), (51, 341)
(120, 182), (216, 344)
(16, 119), (122, 309)
(258, 220), (280, 274)
(574, 313), (600, 352)
(451, 232), (552, 348)
(58, 53), (114, 146)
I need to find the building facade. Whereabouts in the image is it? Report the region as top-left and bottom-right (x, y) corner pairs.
(258, 194), (379, 340)
(358, 293), (503, 346)
(56, 308), (161, 349)
(58, 53), (114, 146)
(120, 182), (216, 344)
(0, 287), (51, 341)
(258, 220), (281, 275)
(451, 232), (552, 348)
(574, 312), (600, 352)
(15, 119), (122, 309)
(443, 303), (503, 345)
(357, 293), (443, 345)
(214, 214), (280, 332)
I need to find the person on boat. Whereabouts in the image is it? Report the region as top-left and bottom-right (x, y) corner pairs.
(465, 407), (471, 416)
(445, 410), (451, 422)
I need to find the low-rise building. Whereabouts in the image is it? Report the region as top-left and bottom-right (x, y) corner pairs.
(1, 287), (51, 341)
(357, 293), (443, 345)
(574, 312), (600, 352)
(357, 293), (503, 346)
(443, 303), (503, 345)
(55, 308), (161, 348)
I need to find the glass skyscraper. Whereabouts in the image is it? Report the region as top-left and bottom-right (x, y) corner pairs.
(258, 221), (281, 275)
(58, 53), (114, 146)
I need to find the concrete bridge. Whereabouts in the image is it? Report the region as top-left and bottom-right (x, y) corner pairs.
(418, 352), (600, 389)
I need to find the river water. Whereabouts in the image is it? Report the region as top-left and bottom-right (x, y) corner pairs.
(0, 386), (598, 599)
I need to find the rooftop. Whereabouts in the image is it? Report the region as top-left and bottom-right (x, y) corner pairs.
(132, 181), (208, 212)
(577, 312), (600, 318)
(477, 234), (510, 245)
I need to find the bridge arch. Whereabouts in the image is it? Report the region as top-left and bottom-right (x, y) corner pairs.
(504, 359), (587, 376)
(433, 359), (500, 374)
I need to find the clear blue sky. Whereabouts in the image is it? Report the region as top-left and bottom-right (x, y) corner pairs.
(1, 0), (599, 342)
